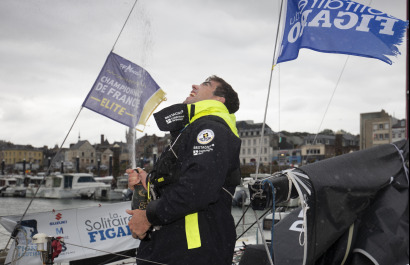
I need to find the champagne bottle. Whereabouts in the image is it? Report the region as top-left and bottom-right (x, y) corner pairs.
(131, 183), (148, 210)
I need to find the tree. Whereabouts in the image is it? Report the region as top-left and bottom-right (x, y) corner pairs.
(319, 129), (334, 135)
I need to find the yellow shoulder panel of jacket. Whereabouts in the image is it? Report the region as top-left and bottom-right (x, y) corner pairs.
(187, 100), (239, 137)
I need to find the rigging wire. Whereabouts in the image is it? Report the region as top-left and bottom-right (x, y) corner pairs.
(1, 0), (139, 261)
(309, 57), (350, 147)
(111, 0), (139, 52)
(1, 107), (83, 255)
(305, 0), (373, 163)
(235, 204), (251, 228)
(235, 208), (272, 241)
(65, 242), (167, 265)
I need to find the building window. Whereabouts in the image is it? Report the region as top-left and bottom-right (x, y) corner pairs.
(384, 123), (389, 129)
(373, 124), (378, 130)
(384, 134), (389, 139)
(253, 148), (256, 154)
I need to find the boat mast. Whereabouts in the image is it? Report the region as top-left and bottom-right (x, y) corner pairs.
(406, 0), (409, 140)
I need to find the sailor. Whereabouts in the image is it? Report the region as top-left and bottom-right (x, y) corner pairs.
(126, 75), (241, 265)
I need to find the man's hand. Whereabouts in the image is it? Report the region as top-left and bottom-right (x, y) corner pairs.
(126, 209), (151, 240)
(126, 168), (148, 190)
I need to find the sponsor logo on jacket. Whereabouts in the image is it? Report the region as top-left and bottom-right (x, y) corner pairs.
(197, 129), (215, 144)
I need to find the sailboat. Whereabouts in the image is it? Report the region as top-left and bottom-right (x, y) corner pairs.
(235, 0), (409, 263)
(239, 139), (408, 265)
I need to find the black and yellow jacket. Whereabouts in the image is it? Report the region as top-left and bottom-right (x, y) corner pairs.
(137, 100), (241, 265)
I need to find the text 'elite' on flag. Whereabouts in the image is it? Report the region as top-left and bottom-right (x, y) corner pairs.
(277, 0), (409, 64)
(82, 52), (166, 129)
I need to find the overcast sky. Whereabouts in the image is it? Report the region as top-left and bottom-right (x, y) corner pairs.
(0, 0), (408, 148)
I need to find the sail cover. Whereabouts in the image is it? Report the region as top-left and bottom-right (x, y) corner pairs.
(270, 140), (409, 265)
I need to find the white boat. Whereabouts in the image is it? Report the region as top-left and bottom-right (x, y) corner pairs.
(94, 175), (129, 201)
(26, 173), (110, 199)
(0, 175), (26, 197)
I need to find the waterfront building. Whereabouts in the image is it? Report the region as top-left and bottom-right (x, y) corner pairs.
(360, 109), (404, 149)
(0, 144), (43, 172)
(236, 120), (275, 166)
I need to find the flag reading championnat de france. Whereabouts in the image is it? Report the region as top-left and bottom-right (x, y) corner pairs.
(82, 52), (166, 128)
(276, 0), (409, 65)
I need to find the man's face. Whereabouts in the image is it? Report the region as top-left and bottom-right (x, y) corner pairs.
(183, 80), (221, 104)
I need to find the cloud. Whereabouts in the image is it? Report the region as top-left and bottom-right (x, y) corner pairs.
(0, 0), (407, 148)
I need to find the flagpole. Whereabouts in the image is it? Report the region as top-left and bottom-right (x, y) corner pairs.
(254, 0), (286, 176)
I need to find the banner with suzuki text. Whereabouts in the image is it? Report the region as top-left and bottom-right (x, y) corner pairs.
(1, 202), (139, 265)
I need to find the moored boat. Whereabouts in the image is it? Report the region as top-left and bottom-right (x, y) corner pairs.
(26, 173), (110, 199)
(0, 175), (26, 197)
(94, 175), (129, 201)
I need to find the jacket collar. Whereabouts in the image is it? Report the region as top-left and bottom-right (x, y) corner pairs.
(154, 100), (239, 138)
(187, 100), (239, 137)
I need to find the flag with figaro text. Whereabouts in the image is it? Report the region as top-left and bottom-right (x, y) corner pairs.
(276, 0), (409, 64)
(83, 52), (166, 129)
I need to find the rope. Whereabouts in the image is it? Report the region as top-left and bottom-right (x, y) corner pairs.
(261, 179), (275, 260)
(390, 142), (409, 184)
(2, 227), (29, 265)
(65, 242), (167, 265)
(252, 209), (274, 265)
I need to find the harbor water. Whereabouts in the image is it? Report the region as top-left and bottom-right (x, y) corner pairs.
(0, 197), (266, 250)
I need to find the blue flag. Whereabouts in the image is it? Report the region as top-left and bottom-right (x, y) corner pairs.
(83, 52), (166, 129)
(277, 0), (409, 64)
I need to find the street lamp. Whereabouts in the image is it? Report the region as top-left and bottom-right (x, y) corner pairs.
(76, 156), (80, 173)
